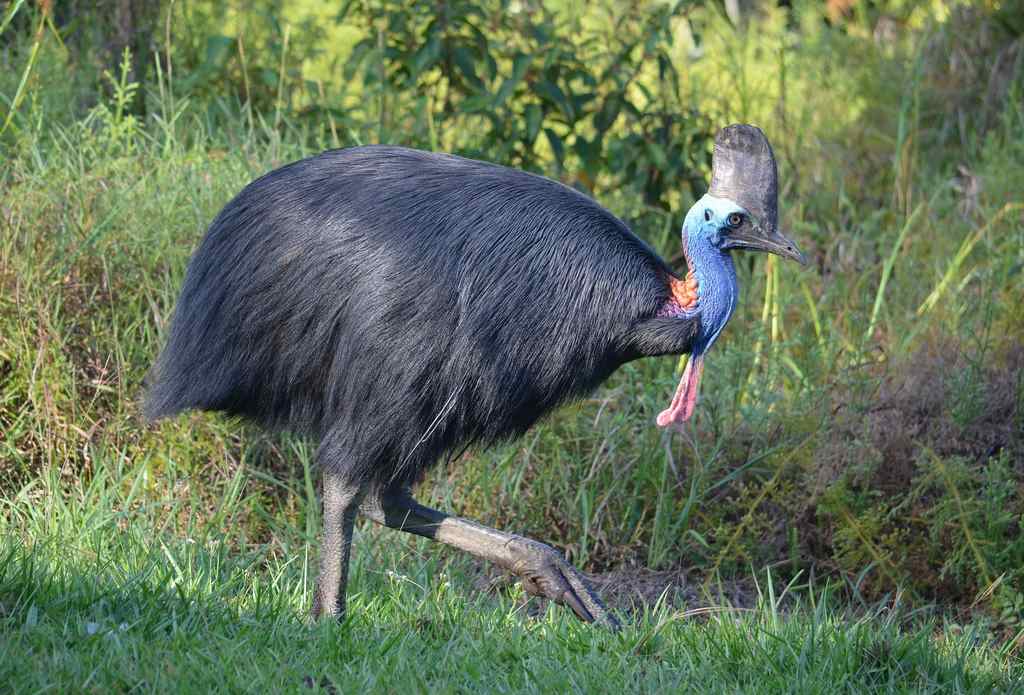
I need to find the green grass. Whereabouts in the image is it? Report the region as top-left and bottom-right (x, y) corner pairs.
(3, 459), (1021, 693)
(2, 0), (1024, 689)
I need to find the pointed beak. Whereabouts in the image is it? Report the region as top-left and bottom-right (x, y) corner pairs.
(723, 223), (807, 265)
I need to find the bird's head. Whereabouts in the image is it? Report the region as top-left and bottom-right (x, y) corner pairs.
(656, 124), (805, 429)
(683, 124), (805, 266)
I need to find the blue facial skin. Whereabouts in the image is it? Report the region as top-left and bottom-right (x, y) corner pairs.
(681, 193), (745, 356)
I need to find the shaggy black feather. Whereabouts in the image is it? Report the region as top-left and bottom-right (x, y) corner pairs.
(145, 146), (699, 488)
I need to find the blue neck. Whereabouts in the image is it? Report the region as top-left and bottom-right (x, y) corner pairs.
(682, 201), (738, 355)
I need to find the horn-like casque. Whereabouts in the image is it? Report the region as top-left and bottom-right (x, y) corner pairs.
(708, 124), (779, 236)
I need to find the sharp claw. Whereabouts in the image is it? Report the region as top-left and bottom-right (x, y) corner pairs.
(560, 586), (595, 623)
(562, 573), (620, 630)
(564, 593), (594, 623)
(510, 540), (619, 628)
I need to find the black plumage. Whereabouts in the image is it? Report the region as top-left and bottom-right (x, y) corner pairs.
(146, 146), (699, 490)
(144, 127), (804, 627)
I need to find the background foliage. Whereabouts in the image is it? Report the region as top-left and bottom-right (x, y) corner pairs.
(2, 0), (1024, 660)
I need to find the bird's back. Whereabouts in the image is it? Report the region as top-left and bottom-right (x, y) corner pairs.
(146, 146), (680, 485)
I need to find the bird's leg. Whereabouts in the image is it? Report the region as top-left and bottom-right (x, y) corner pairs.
(310, 471), (366, 621)
(360, 488), (619, 629)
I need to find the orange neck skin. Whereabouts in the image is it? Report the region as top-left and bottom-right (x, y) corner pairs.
(671, 272), (699, 309)
(658, 271), (699, 317)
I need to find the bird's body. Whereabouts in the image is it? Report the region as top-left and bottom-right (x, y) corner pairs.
(146, 126), (804, 627)
(146, 146), (699, 488)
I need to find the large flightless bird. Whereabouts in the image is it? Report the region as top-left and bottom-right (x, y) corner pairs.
(145, 124), (805, 628)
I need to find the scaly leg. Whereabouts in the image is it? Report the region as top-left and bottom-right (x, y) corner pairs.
(310, 471), (366, 620)
(360, 488), (618, 629)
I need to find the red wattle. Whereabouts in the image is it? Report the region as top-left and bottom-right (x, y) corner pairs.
(656, 353), (704, 428)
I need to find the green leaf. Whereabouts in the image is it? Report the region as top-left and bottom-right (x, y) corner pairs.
(533, 80), (572, 121)
(544, 128), (565, 165)
(524, 104), (542, 144)
(574, 135), (602, 170)
(484, 53), (498, 83)
(468, 25), (491, 67)
(410, 31), (441, 76)
(594, 95), (622, 132)
(493, 78), (516, 106)
(511, 53), (533, 83)
(571, 91), (596, 112)
(0, 0), (27, 38)
(459, 95), (492, 113)
(452, 46), (485, 92)
(493, 53), (532, 106)
(621, 94), (644, 118)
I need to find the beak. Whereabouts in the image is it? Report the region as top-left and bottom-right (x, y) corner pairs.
(723, 223), (807, 265)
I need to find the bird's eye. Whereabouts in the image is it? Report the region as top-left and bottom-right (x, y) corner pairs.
(727, 213), (744, 228)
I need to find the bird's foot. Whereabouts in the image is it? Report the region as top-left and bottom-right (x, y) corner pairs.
(311, 585), (339, 622)
(507, 537), (620, 629)
(310, 583), (344, 622)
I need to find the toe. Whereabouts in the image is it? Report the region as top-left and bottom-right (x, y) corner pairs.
(510, 539), (618, 628)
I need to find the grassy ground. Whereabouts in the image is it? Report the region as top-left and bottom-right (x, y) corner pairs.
(2, 1), (1024, 690)
(3, 458), (1022, 693)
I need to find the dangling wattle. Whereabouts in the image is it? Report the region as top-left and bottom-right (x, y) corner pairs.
(656, 351), (704, 426)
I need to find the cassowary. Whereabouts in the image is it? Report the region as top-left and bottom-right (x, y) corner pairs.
(145, 124), (804, 628)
